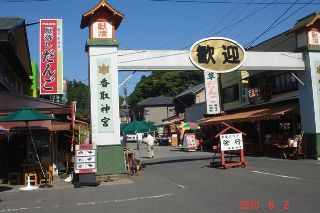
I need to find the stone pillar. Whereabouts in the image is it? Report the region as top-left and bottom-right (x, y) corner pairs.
(299, 51), (320, 159)
(81, 0), (126, 173)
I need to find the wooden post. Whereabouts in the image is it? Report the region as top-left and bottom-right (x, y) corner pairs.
(221, 151), (225, 167)
(292, 114), (297, 136)
(257, 121), (263, 155)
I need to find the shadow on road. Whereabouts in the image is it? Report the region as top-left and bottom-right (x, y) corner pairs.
(142, 156), (213, 167)
(0, 186), (13, 192)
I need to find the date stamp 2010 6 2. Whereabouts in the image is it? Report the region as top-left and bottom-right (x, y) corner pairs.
(239, 200), (289, 211)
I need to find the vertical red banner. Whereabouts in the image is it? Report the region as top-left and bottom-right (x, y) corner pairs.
(40, 19), (61, 94)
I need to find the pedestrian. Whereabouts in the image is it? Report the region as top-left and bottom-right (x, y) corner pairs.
(136, 132), (143, 150)
(146, 133), (155, 159)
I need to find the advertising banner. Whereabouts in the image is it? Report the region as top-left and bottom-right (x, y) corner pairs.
(183, 133), (196, 151)
(40, 19), (63, 94)
(204, 71), (221, 114)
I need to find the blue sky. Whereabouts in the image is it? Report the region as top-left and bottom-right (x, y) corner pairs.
(0, 0), (319, 95)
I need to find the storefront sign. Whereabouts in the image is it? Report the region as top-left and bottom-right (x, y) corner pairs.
(248, 87), (271, 103)
(204, 71), (221, 114)
(40, 19), (63, 94)
(189, 37), (246, 73)
(75, 144), (97, 174)
(248, 87), (263, 103)
(97, 58), (114, 133)
(220, 133), (243, 151)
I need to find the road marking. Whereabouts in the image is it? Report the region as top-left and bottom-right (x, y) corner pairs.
(252, 171), (301, 180)
(0, 207), (41, 212)
(0, 193), (175, 212)
(177, 184), (186, 189)
(316, 163), (320, 165)
(160, 178), (187, 189)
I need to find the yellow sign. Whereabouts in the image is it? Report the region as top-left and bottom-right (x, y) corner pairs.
(189, 37), (246, 73)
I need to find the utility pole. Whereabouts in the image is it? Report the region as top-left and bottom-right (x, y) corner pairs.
(123, 82), (130, 123)
(119, 71), (136, 123)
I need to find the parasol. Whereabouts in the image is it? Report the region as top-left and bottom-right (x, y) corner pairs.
(0, 107), (54, 190)
(121, 121), (157, 135)
(177, 122), (200, 131)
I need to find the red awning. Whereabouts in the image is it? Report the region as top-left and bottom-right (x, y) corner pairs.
(200, 103), (298, 126)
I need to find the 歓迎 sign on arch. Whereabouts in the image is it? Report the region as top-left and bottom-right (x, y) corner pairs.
(189, 37), (246, 73)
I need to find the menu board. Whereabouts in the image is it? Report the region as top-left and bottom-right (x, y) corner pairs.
(75, 144), (97, 174)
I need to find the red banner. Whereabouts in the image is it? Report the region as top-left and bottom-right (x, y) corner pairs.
(40, 19), (63, 94)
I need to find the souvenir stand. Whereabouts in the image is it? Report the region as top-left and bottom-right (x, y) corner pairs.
(210, 122), (247, 169)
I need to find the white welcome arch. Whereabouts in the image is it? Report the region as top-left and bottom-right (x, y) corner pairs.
(118, 50), (305, 71)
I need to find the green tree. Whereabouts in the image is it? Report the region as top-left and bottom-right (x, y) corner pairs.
(67, 80), (89, 116)
(128, 71), (203, 106)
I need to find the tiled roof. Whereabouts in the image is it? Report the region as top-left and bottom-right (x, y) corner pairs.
(176, 83), (204, 98)
(0, 17), (24, 31)
(136, 96), (174, 106)
(80, 0), (124, 30)
(250, 11), (320, 52)
(291, 11), (320, 32)
(0, 91), (70, 113)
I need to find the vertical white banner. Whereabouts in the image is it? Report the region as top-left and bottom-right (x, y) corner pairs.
(89, 46), (120, 145)
(204, 71), (221, 114)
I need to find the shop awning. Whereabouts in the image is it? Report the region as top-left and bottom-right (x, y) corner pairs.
(51, 121), (71, 131)
(0, 120), (71, 131)
(200, 103), (298, 126)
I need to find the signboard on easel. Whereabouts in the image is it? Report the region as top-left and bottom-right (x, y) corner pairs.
(220, 133), (243, 151)
(211, 122), (247, 169)
(183, 133), (196, 151)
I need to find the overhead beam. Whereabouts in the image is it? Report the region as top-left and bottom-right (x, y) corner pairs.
(118, 50), (305, 71)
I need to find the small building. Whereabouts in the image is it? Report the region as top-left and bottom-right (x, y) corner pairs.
(131, 96), (175, 125)
(174, 83), (206, 122)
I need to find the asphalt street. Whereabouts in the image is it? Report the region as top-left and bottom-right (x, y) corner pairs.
(1, 143), (320, 213)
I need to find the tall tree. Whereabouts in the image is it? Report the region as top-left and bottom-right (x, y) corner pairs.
(128, 71), (204, 106)
(67, 80), (89, 116)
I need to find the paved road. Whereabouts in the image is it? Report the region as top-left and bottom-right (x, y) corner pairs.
(1, 144), (319, 213)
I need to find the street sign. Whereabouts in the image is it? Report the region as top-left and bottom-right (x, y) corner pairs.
(189, 37), (246, 73)
(220, 133), (243, 151)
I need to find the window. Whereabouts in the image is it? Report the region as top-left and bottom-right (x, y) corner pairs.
(222, 84), (239, 103)
(273, 72), (298, 94)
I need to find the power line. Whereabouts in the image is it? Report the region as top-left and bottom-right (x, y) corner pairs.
(257, 1), (314, 50)
(143, 0), (320, 5)
(245, 0), (300, 48)
(205, 0), (246, 36)
(222, 0), (271, 37)
(171, 1), (274, 51)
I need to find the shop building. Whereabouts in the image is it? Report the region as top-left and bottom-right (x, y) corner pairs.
(0, 17), (75, 183)
(200, 12), (320, 159)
